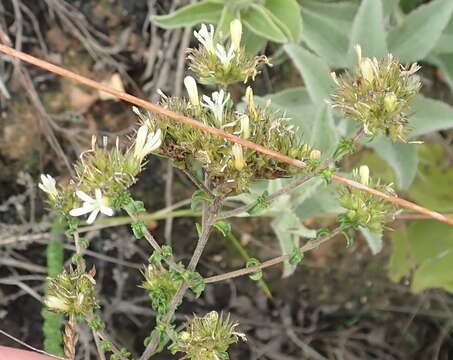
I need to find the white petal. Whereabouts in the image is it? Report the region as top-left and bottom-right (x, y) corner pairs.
(76, 190), (93, 203)
(69, 204), (95, 216)
(95, 188), (103, 201)
(134, 125), (148, 157)
(100, 206), (114, 216)
(86, 209), (100, 224)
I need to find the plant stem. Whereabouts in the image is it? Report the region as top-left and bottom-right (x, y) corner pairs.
(140, 194), (221, 360)
(181, 167), (215, 198)
(204, 229), (341, 284)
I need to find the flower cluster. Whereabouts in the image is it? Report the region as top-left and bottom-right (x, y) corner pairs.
(338, 165), (398, 233)
(140, 264), (181, 317)
(134, 84), (318, 194)
(170, 311), (246, 360)
(45, 267), (98, 316)
(187, 20), (270, 85)
(331, 45), (421, 142)
(39, 127), (162, 223)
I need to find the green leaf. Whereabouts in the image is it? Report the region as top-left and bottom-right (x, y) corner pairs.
(431, 18), (453, 54)
(246, 258), (263, 281)
(242, 4), (288, 43)
(152, 1), (223, 29)
(349, 0), (387, 59)
(131, 220), (146, 239)
(213, 220), (232, 237)
(191, 189), (212, 211)
(284, 44), (333, 104)
(308, 104), (339, 157)
(359, 227), (383, 255)
(409, 95), (453, 137)
(216, 5), (237, 40)
(271, 210), (301, 277)
(264, 0), (303, 42)
(428, 54), (453, 92)
(387, 0), (453, 62)
(300, 3), (354, 67)
(295, 184), (343, 222)
(247, 190), (269, 215)
(388, 220), (453, 292)
(289, 248), (304, 265)
(242, 28), (268, 55)
(366, 136), (418, 190)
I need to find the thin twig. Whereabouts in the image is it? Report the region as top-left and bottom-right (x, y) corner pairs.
(204, 229), (341, 284)
(180, 167), (215, 198)
(0, 44), (451, 225)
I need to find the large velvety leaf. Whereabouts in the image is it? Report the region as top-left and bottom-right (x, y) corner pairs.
(359, 227), (383, 255)
(295, 184), (343, 221)
(284, 44), (333, 104)
(388, 220), (453, 293)
(349, 0), (387, 59)
(406, 144), (453, 213)
(387, 0), (453, 62)
(242, 4), (288, 43)
(429, 54), (453, 92)
(215, 4), (237, 40)
(432, 18), (453, 54)
(309, 104), (339, 157)
(265, 0), (303, 42)
(152, 1), (223, 28)
(409, 95), (453, 137)
(300, 5), (352, 67)
(258, 87), (316, 136)
(366, 136), (418, 190)
(271, 210), (301, 277)
(241, 28), (268, 55)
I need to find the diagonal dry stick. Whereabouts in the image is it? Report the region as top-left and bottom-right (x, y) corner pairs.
(0, 43), (451, 226)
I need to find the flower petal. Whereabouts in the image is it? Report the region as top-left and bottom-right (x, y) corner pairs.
(100, 206), (114, 217)
(95, 188), (103, 201)
(86, 209), (100, 224)
(76, 190), (93, 203)
(69, 204), (95, 217)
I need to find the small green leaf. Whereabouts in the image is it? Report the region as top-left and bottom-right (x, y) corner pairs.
(131, 220), (146, 239)
(349, 0), (387, 59)
(264, 0), (303, 42)
(246, 258), (263, 281)
(242, 4), (288, 43)
(213, 220), (232, 237)
(152, 1), (223, 29)
(188, 272), (205, 298)
(289, 248), (304, 265)
(124, 199), (146, 214)
(387, 0), (453, 62)
(191, 189), (212, 211)
(284, 44), (333, 104)
(247, 190), (269, 215)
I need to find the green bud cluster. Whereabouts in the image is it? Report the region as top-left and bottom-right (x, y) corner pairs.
(170, 311), (246, 360)
(331, 45), (421, 142)
(140, 265), (181, 316)
(45, 267), (98, 316)
(338, 166), (397, 233)
(135, 95), (316, 194)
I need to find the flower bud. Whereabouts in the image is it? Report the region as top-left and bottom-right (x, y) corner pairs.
(184, 76), (200, 106)
(309, 149), (321, 160)
(359, 165), (370, 185)
(45, 295), (70, 312)
(384, 92), (397, 112)
(134, 126), (162, 160)
(360, 58), (375, 83)
(39, 174), (58, 198)
(240, 114), (250, 139)
(232, 143), (245, 170)
(230, 19), (242, 52)
(245, 86), (257, 116)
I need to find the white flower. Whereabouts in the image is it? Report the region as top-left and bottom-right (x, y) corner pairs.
(215, 43), (235, 67)
(134, 126), (162, 159)
(194, 24), (216, 54)
(69, 189), (114, 224)
(38, 174), (58, 197)
(202, 90), (230, 126)
(184, 76), (200, 106)
(230, 19), (242, 52)
(232, 143), (245, 170)
(359, 165), (370, 185)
